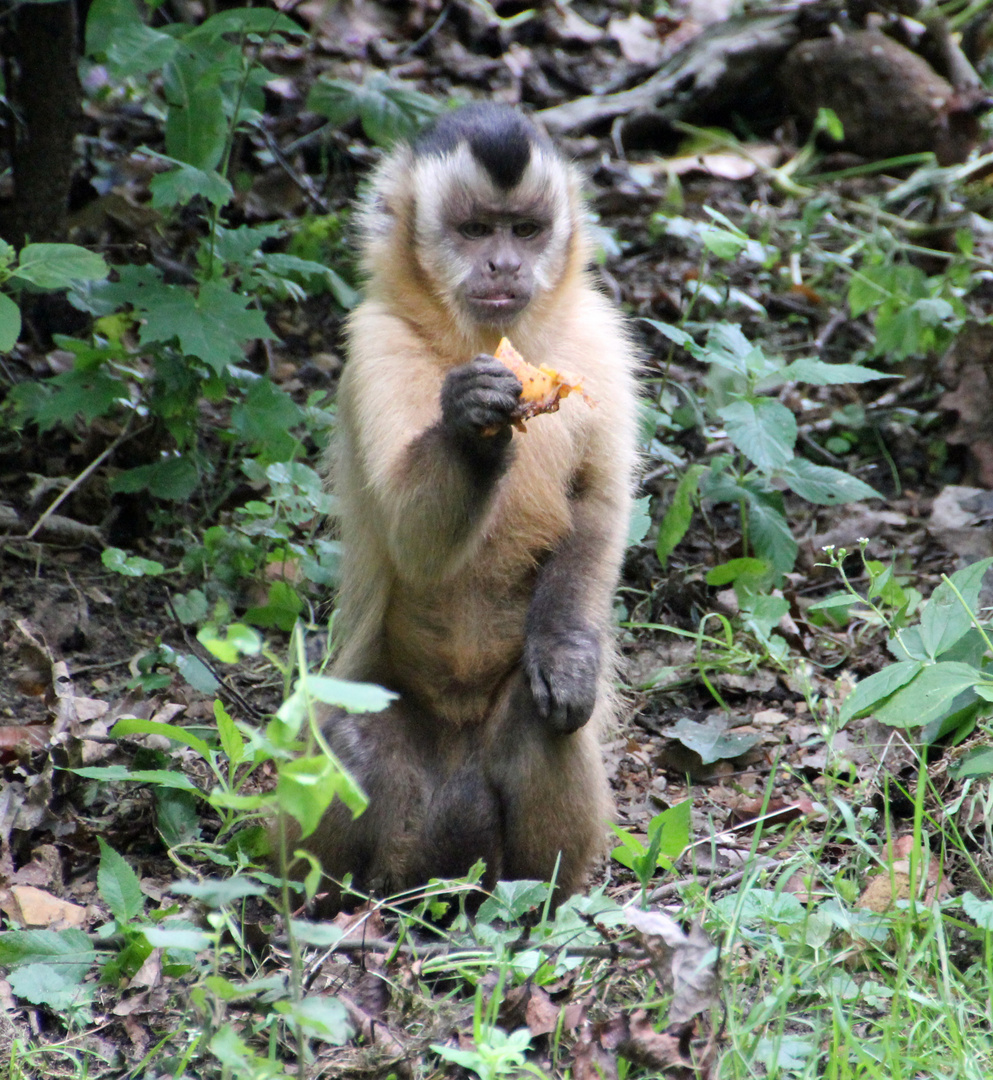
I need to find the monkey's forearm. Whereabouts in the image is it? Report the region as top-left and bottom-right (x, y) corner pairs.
(381, 423), (511, 583)
(523, 493), (627, 733)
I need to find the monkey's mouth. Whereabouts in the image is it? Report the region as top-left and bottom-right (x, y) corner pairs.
(468, 292), (528, 321)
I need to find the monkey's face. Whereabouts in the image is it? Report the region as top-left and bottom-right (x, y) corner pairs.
(412, 145), (574, 330)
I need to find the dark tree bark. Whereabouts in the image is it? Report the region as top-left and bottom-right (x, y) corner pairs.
(0, 0), (81, 247)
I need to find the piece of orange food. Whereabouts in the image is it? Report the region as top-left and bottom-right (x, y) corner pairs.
(488, 336), (595, 434)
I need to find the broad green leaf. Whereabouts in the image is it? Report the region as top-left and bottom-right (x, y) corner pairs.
(197, 622), (262, 663)
(192, 8), (305, 40)
(477, 880), (551, 922)
(230, 377), (304, 459)
(706, 557), (769, 587)
(8, 963), (93, 1011)
(301, 676), (397, 713)
(0, 292), (21, 351)
(245, 580), (304, 632)
(110, 717), (212, 760)
(143, 927), (211, 951)
(109, 456), (199, 500)
(86, 0), (178, 76)
(840, 659), (923, 723)
(641, 319), (693, 348)
(155, 787), (201, 847)
(177, 654), (220, 693)
(702, 227), (747, 259)
(274, 996), (353, 1045)
(744, 494), (798, 577)
(777, 459), (881, 505)
(963, 891), (993, 930)
(171, 877), (266, 906)
(667, 716), (760, 764)
(874, 662), (985, 729)
(276, 756), (364, 839)
(775, 357), (892, 385)
(955, 748), (993, 779)
(101, 547), (165, 577)
(149, 161), (233, 210)
(69, 766), (199, 791)
(139, 280), (274, 373)
(0, 928), (95, 970)
(13, 244), (107, 289)
(919, 558), (993, 659)
(163, 57), (227, 170)
(97, 838), (145, 923)
(719, 398), (797, 470)
(656, 464), (703, 565)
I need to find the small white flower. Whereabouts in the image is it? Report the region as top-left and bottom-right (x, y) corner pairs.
(821, 544), (835, 552)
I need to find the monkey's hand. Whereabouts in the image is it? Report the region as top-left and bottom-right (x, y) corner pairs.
(441, 355), (522, 449)
(523, 626), (601, 735)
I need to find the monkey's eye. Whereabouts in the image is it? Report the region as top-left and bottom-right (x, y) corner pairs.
(512, 221), (542, 239)
(459, 222), (493, 239)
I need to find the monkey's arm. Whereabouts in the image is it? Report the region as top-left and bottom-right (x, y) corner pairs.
(342, 340), (521, 584)
(523, 481), (630, 735)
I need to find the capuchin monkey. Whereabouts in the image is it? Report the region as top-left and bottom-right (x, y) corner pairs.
(300, 103), (640, 909)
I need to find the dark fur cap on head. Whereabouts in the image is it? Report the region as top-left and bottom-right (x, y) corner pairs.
(412, 103), (554, 191)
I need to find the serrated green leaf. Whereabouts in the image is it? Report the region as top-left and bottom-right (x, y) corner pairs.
(0, 928), (95, 970)
(97, 838), (145, 923)
(149, 161), (233, 210)
(139, 280), (273, 373)
(109, 456), (199, 500)
(719, 398), (797, 470)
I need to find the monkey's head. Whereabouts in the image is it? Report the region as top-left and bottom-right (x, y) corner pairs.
(359, 103), (587, 342)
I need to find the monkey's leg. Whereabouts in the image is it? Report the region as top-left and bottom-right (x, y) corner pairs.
(298, 705), (506, 907)
(485, 685), (612, 897)
(295, 703), (433, 906)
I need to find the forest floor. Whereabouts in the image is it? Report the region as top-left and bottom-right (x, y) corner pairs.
(3, 1), (993, 1078)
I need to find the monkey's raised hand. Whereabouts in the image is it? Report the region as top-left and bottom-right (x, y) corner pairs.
(523, 625), (601, 735)
(441, 355), (522, 448)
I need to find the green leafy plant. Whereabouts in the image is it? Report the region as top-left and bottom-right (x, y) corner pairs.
(651, 321), (887, 585)
(0, 241), (108, 352)
(823, 545), (993, 765)
(307, 72), (443, 148)
(611, 800), (691, 904)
